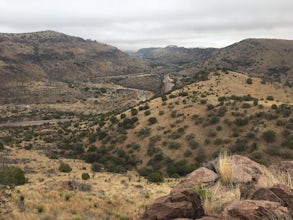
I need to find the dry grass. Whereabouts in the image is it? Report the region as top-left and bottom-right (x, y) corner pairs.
(200, 182), (241, 215)
(218, 151), (233, 185)
(261, 168), (293, 189)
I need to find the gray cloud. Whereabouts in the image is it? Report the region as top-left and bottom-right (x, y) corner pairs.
(0, 0), (293, 51)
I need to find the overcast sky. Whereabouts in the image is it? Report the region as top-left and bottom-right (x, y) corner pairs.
(0, 0), (293, 51)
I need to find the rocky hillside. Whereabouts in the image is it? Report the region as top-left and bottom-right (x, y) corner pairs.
(136, 39), (293, 87)
(1, 71), (292, 182)
(0, 31), (159, 108)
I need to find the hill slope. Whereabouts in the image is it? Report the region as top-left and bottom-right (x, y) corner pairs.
(2, 71), (291, 178)
(136, 39), (293, 87)
(0, 31), (158, 108)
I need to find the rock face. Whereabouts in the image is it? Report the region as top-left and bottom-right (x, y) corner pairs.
(229, 155), (270, 184)
(140, 189), (204, 220)
(223, 200), (289, 220)
(171, 167), (218, 193)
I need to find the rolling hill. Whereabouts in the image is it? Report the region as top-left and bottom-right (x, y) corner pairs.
(0, 31), (159, 111)
(136, 39), (293, 87)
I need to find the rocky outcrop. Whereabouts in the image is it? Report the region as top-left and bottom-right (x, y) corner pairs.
(140, 189), (204, 220)
(140, 155), (293, 220)
(171, 167), (218, 193)
(228, 155), (270, 184)
(223, 200), (289, 220)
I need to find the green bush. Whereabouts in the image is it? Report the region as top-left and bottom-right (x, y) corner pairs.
(266, 96), (274, 101)
(59, 162), (72, 173)
(0, 166), (26, 185)
(148, 117), (158, 125)
(131, 108), (138, 116)
(246, 78), (253, 84)
(147, 171), (164, 183)
(82, 172), (90, 180)
(262, 130), (277, 143)
(91, 162), (102, 172)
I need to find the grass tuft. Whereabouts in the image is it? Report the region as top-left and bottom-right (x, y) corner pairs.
(218, 151), (233, 185)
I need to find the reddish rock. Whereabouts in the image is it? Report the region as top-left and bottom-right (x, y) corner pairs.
(140, 189), (204, 220)
(171, 167), (218, 193)
(223, 200), (289, 220)
(229, 155), (270, 184)
(270, 184), (293, 213)
(196, 216), (224, 220)
(250, 187), (284, 205)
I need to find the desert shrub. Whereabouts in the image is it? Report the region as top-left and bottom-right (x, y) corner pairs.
(189, 140), (200, 149)
(271, 104), (278, 110)
(131, 108), (138, 116)
(179, 91), (188, 96)
(241, 103), (251, 109)
(214, 138), (224, 145)
(24, 144), (33, 150)
(184, 150), (192, 157)
(91, 162), (102, 172)
(159, 110), (165, 115)
(144, 110), (151, 116)
(110, 116), (118, 124)
(137, 127), (151, 138)
(200, 99), (207, 104)
(266, 96), (274, 101)
(206, 104), (214, 111)
(138, 167), (152, 177)
(262, 130), (277, 143)
(217, 106), (227, 117)
(167, 160), (196, 177)
(230, 139), (247, 153)
(246, 78), (253, 84)
(234, 117), (249, 126)
(148, 117), (158, 125)
(0, 142), (3, 149)
(0, 166), (26, 185)
(169, 94), (177, 99)
(161, 95), (168, 102)
(82, 172), (90, 180)
(59, 162), (72, 173)
(118, 117), (138, 129)
(185, 134), (195, 141)
(120, 113), (126, 119)
(147, 171), (164, 183)
(168, 141), (181, 150)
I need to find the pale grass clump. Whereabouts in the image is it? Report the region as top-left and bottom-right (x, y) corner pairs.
(198, 182), (241, 215)
(218, 151), (233, 185)
(261, 168), (292, 189)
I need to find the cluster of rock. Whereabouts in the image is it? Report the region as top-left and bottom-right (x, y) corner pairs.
(140, 155), (293, 220)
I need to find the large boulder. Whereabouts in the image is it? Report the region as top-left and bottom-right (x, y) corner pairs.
(171, 167), (218, 193)
(249, 184), (293, 214)
(228, 155), (270, 184)
(223, 200), (289, 220)
(270, 184), (293, 213)
(140, 189), (204, 220)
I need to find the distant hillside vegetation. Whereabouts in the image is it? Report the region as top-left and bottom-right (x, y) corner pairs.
(0, 31), (158, 107)
(135, 39), (293, 87)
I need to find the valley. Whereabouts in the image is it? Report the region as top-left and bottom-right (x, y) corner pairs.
(0, 31), (293, 219)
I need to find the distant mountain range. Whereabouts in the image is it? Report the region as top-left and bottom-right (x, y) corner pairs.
(0, 31), (292, 107)
(135, 38), (293, 87)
